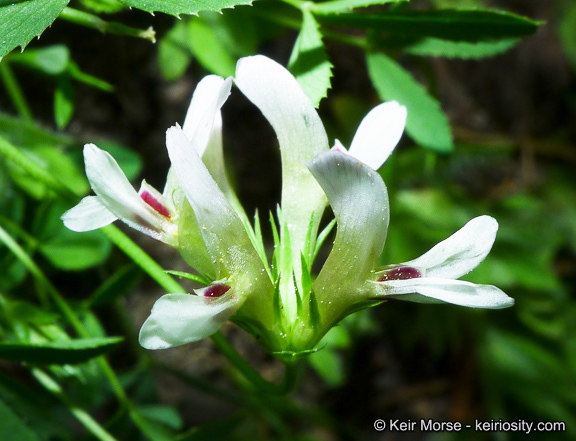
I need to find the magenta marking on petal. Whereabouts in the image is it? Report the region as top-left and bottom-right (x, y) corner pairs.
(141, 190), (171, 219)
(202, 284), (231, 298)
(378, 266), (422, 282)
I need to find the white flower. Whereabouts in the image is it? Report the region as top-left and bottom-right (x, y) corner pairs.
(139, 282), (238, 350)
(331, 100), (407, 170)
(61, 75), (234, 246)
(64, 53), (512, 355)
(61, 144), (179, 245)
(373, 216), (514, 309)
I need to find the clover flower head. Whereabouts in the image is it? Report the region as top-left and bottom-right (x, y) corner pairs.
(63, 54), (513, 358)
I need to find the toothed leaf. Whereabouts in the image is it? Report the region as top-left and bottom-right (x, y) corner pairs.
(312, 0), (406, 15)
(367, 52), (453, 152)
(288, 9), (332, 107)
(118, 0), (254, 16)
(318, 8), (542, 42)
(0, 0), (70, 59)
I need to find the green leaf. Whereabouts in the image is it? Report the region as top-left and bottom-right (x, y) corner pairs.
(366, 52), (453, 152)
(79, 0), (126, 13)
(288, 9), (332, 107)
(158, 19), (191, 81)
(318, 8), (542, 42)
(131, 410), (176, 441)
(136, 405), (183, 431)
(405, 37), (520, 59)
(118, 0), (253, 16)
(39, 228), (111, 271)
(0, 337), (123, 364)
(0, 112), (72, 148)
(54, 75), (74, 129)
(0, 0), (70, 59)
(186, 11), (257, 77)
(3, 299), (60, 326)
(313, 0), (406, 15)
(187, 17), (236, 77)
(0, 397), (41, 441)
(308, 347), (345, 386)
(5, 145), (89, 198)
(7, 45), (70, 75)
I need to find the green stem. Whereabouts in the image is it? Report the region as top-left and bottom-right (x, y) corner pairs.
(59, 7), (156, 43)
(211, 332), (301, 395)
(0, 62), (33, 121)
(32, 368), (119, 441)
(101, 225), (184, 293)
(0, 225), (82, 328)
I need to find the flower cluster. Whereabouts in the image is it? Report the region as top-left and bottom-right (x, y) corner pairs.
(63, 55), (513, 358)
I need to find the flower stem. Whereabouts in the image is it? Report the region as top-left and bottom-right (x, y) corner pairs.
(0, 62), (33, 121)
(0, 224), (82, 329)
(101, 225), (184, 293)
(211, 332), (301, 395)
(32, 368), (119, 441)
(59, 7), (156, 43)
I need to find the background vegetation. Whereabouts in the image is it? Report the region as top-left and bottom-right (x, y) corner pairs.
(1, 0), (575, 440)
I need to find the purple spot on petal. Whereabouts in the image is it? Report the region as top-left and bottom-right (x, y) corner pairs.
(378, 266), (422, 282)
(141, 190), (171, 219)
(203, 284), (231, 298)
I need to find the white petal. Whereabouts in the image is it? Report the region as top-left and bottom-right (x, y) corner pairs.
(380, 277), (514, 309)
(182, 76), (232, 157)
(139, 293), (237, 349)
(348, 101), (406, 170)
(61, 196), (117, 231)
(404, 215), (499, 279)
(162, 168), (184, 213)
(182, 75), (231, 157)
(308, 150), (389, 298)
(235, 55), (329, 251)
(166, 125), (260, 277)
(201, 111), (243, 213)
(83, 144), (177, 244)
